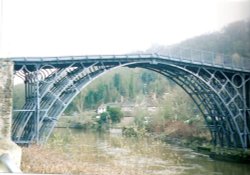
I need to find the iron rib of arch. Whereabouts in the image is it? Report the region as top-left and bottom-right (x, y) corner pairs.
(10, 52), (250, 149)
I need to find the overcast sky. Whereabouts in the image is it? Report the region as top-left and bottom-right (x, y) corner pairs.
(0, 0), (249, 57)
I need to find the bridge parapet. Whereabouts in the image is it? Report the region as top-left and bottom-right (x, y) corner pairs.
(11, 47), (250, 72)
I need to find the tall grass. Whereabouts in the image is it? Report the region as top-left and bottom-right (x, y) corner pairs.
(21, 131), (147, 175)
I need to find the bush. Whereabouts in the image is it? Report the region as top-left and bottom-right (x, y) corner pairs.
(98, 112), (109, 124)
(122, 127), (138, 137)
(107, 107), (123, 123)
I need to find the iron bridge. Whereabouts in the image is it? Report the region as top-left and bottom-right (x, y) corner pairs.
(9, 48), (250, 149)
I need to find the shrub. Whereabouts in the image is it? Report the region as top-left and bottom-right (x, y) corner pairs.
(107, 107), (123, 123)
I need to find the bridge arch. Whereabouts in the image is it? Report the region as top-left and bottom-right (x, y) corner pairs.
(142, 64), (238, 147)
(11, 55), (250, 149)
(131, 62), (243, 148)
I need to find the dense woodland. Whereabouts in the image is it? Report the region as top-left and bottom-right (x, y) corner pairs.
(65, 68), (173, 113)
(148, 20), (250, 58)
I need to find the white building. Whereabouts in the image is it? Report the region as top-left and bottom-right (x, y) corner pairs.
(97, 104), (107, 114)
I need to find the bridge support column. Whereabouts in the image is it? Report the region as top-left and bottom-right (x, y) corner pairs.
(246, 76), (250, 148)
(0, 59), (22, 172)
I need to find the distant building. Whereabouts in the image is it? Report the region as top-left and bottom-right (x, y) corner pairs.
(97, 104), (107, 114)
(121, 101), (136, 112)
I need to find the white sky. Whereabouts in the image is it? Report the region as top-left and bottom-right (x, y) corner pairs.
(0, 0), (249, 57)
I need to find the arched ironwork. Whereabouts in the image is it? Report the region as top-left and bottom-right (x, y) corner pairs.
(10, 50), (250, 149)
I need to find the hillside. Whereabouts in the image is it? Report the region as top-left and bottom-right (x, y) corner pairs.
(147, 20), (250, 58)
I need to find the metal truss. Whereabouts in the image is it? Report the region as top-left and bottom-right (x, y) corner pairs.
(11, 52), (250, 149)
(135, 63), (250, 149)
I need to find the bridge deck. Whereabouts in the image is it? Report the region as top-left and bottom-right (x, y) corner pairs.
(10, 51), (250, 73)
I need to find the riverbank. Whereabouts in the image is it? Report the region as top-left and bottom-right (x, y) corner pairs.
(161, 135), (250, 163)
(21, 129), (250, 175)
(56, 114), (250, 164)
(122, 125), (250, 164)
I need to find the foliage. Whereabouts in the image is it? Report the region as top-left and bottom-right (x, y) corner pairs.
(163, 88), (196, 121)
(64, 68), (169, 113)
(148, 20), (250, 58)
(107, 106), (123, 123)
(133, 107), (150, 129)
(113, 73), (125, 95)
(13, 84), (25, 109)
(98, 112), (109, 124)
(122, 125), (148, 138)
(67, 120), (96, 130)
(148, 87), (202, 131)
(141, 71), (156, 84)
(122, 127), (138, 137)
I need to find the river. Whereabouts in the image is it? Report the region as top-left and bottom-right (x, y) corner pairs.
(22, 128), (250, 174)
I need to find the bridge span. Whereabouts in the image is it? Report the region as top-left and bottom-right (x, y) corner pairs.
(8, 48), (250, 149)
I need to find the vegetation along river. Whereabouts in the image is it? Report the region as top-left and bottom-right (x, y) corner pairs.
(22, 128), (250, 175)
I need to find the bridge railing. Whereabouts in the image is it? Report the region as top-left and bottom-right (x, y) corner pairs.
(11, 47), (250, 72)
(159, 47), (250, 72)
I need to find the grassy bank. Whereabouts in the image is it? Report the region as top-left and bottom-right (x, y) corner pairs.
(123, 120), (211, 147)
(22, 146), (144, 174)
(21, 132), (146, 175)
(122, 120), (250, 163)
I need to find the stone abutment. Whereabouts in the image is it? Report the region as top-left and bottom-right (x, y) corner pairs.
(0, 59), (21, 173)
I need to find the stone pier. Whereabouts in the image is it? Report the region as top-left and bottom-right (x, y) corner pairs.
(0, 59), (22, 173)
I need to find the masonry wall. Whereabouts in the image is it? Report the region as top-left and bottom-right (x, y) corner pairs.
(0, 59), (13, 140)
(0, 59), (22, 172)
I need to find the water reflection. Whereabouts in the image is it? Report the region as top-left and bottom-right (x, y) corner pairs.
(47, 129), (250, 175)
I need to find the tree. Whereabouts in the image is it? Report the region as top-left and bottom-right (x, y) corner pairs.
(98, 112), (109, 124)
(113, 73), (121, 92)
(84, 90), (95, 108)
(141, 71), (157, 95)
(141, 71), (156, 84)
(128, 75), (135, 99)
(107, 107), (123, 123)
(74, 91), (85, 116)
(13, 84), (25, 109)
(95, 83), (106, 103)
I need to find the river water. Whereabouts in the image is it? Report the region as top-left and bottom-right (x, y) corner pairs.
(45, 129), (250, 175)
